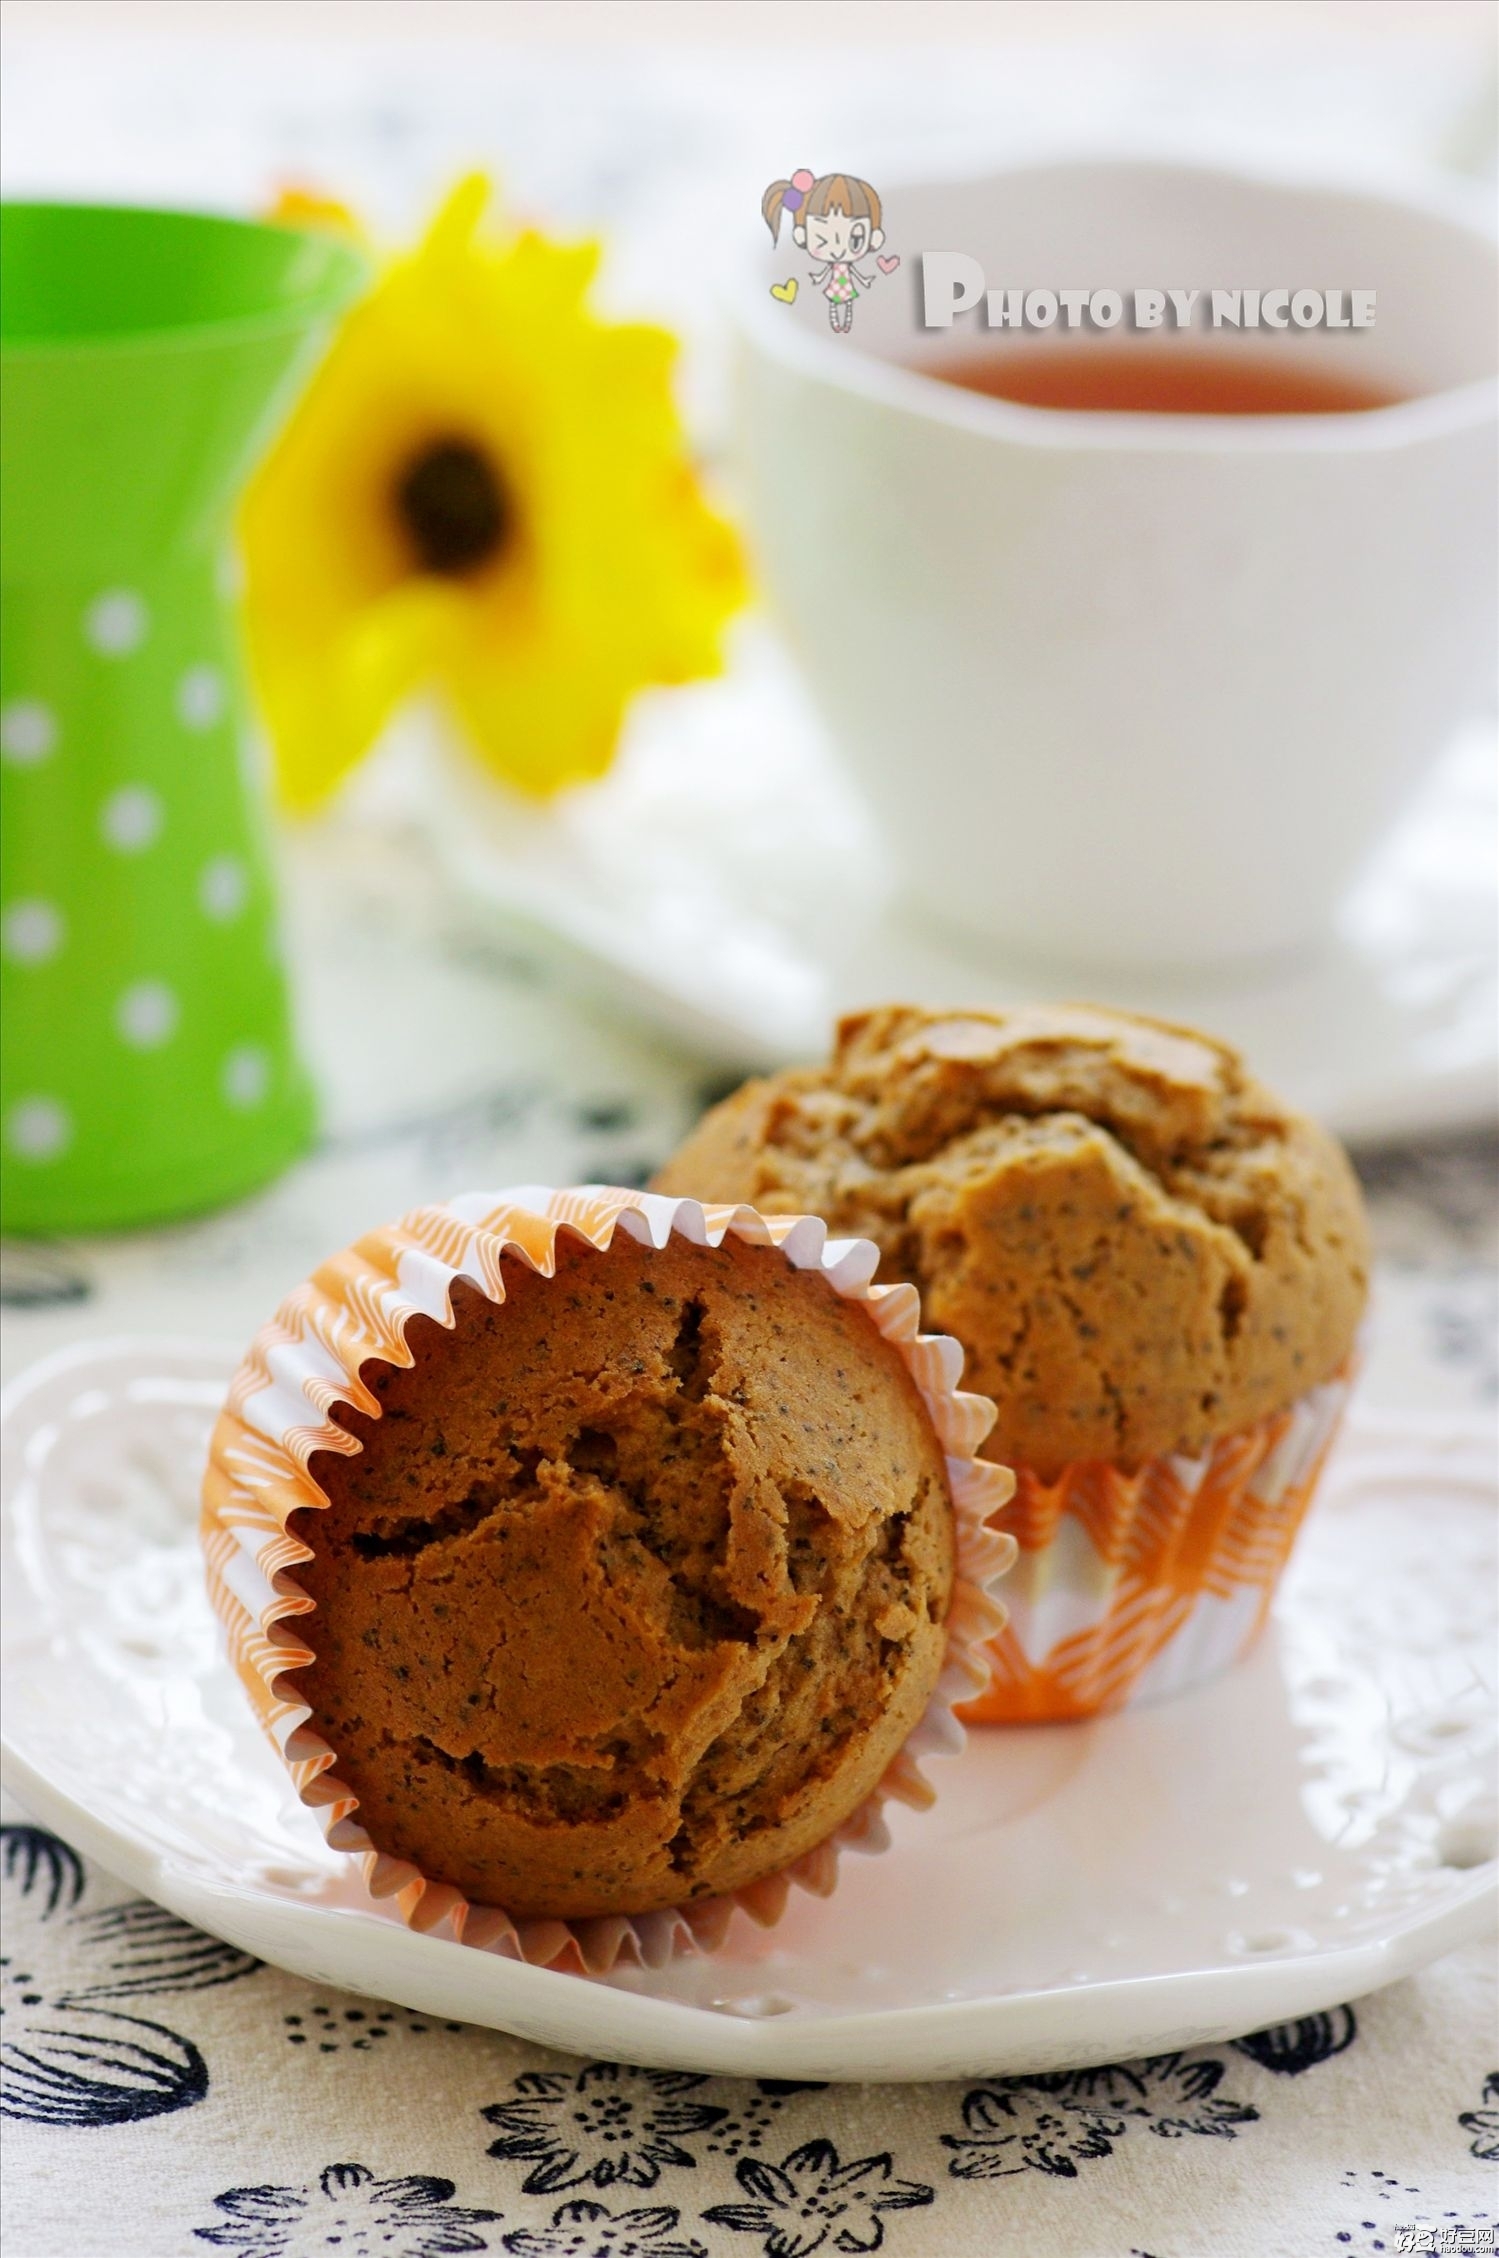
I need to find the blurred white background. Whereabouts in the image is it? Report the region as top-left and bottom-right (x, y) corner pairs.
(4, 1), (1495, 373)
(1, 0), (1493, 1365)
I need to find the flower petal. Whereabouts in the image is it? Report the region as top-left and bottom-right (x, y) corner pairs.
(959, 2087), (1020, 2133)
(64, 1899), (260, 2003)
(519, 2150), (589, 2196)
(240, 178), (745, 813)
(870, 2178), (935, 2215)
(781, 2138), (844, 2186)
(735, 2159), (797, 2206)
(211, 2187), (307, 2220)
(372, 2173), (459, 2209)
(318, 2163), (375, 2195)
(2, 2011), (206, 2127)
(0, 1824), (85, 1919)
(942, 2143), (1027, 2181)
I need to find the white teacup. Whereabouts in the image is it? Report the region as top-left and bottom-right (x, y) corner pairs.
(733, 158), (1497, 973)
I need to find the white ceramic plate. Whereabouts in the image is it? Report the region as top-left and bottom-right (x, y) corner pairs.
(2, 1340), (1494, 2084)
(422, 634), (1499, 1145)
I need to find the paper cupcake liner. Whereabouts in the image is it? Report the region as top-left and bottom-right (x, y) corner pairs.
(202, 1186), (1015, 1974)
(958, 1369), (1352, 1724)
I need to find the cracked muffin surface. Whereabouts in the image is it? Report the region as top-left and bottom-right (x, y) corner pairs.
(292, 1228), (954, 1920)
(654, 1004), (1369, 1476)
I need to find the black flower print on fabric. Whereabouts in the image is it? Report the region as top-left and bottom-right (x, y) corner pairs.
(482, 2064), (728, 2194)
(1429, 1278), (1499, 1403)
(573, 1099), (637, 1135)
(501, 2198), (707, 2258)
(702, 2140), (934, 2257)
(0, 1821), (259, 2128)
(323, 1078), (539, 1179)
(1331, 2167), (1497, 2255)
(585, 1158), (657, 1192)
(195, 2161), (501, 2256)
(3, 2007), (207, 2128)
(942, 2083), (1121, 2183)
(1460, 2072), (1499, 2161)
(700, 2081), (831, 2165)
(61, 1898), (261, 2005)
(2, 1823), (84, 1915)
(280, 2000), (467, 2054)
(0, 1236), (92, 1308)
(942, 2053), (1259, 2181)
(1232, 2006), (1358, 2075)
(573, 1080), (657, 1191)
(1357, 1133), (1499, 1261)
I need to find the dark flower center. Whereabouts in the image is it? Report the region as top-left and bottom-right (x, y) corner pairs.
(394, 437), (509, 575)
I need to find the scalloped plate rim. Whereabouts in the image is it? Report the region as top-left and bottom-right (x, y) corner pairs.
(2, 1737), (1493, 2084)
(1, 1336), (1494, 2082)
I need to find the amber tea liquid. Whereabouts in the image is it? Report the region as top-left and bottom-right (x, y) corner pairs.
(925, 345), (1403, 417)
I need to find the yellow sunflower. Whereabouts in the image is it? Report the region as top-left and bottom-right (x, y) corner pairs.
(241, 176), (745, 809)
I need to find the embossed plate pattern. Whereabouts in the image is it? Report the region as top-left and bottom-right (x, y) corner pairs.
(2, 1341), (1494, 2082)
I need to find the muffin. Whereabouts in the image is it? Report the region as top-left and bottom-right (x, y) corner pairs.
(202, 1187), (1011, 1963)
(655, 1004), (1369, 1719)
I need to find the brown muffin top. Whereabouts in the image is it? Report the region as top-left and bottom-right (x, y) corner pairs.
(292, 1226), (953, 1921)
(654, 1003), (1369, 1476)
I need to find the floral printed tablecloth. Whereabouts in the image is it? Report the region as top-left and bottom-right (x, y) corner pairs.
(2, 806), (1495, 2258)
(2, 16), (1496, 2254)
(0, 1803), (1494, 2258)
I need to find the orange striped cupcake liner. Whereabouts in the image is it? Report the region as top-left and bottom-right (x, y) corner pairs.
(201, 1186), (1016, 1975)
(959, 1370), (1352, 1724)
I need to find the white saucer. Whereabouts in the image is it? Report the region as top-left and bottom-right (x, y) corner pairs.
(2, 1340), (1492, 2083)
(423, 633), (1498, 1144)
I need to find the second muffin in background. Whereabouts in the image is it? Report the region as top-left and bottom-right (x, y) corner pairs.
(655, 1003), (1370, 1720)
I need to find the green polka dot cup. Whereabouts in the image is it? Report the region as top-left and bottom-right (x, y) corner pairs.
(0, 203), (365, 1232)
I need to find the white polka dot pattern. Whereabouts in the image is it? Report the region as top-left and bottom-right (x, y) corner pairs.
(0, 700), (57, 766)
(84, 590), (149, 656)
(2, 556), (303, 1222)
(1, 900), (65, 964)
(100, 785), (164, 854)
(6, 1096), (72, 1162)
(199, 855), (250, 922)
(177, 665), (226, 730)
(222, 1045), (270, 1109)
(116, 980), (180, 1049)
